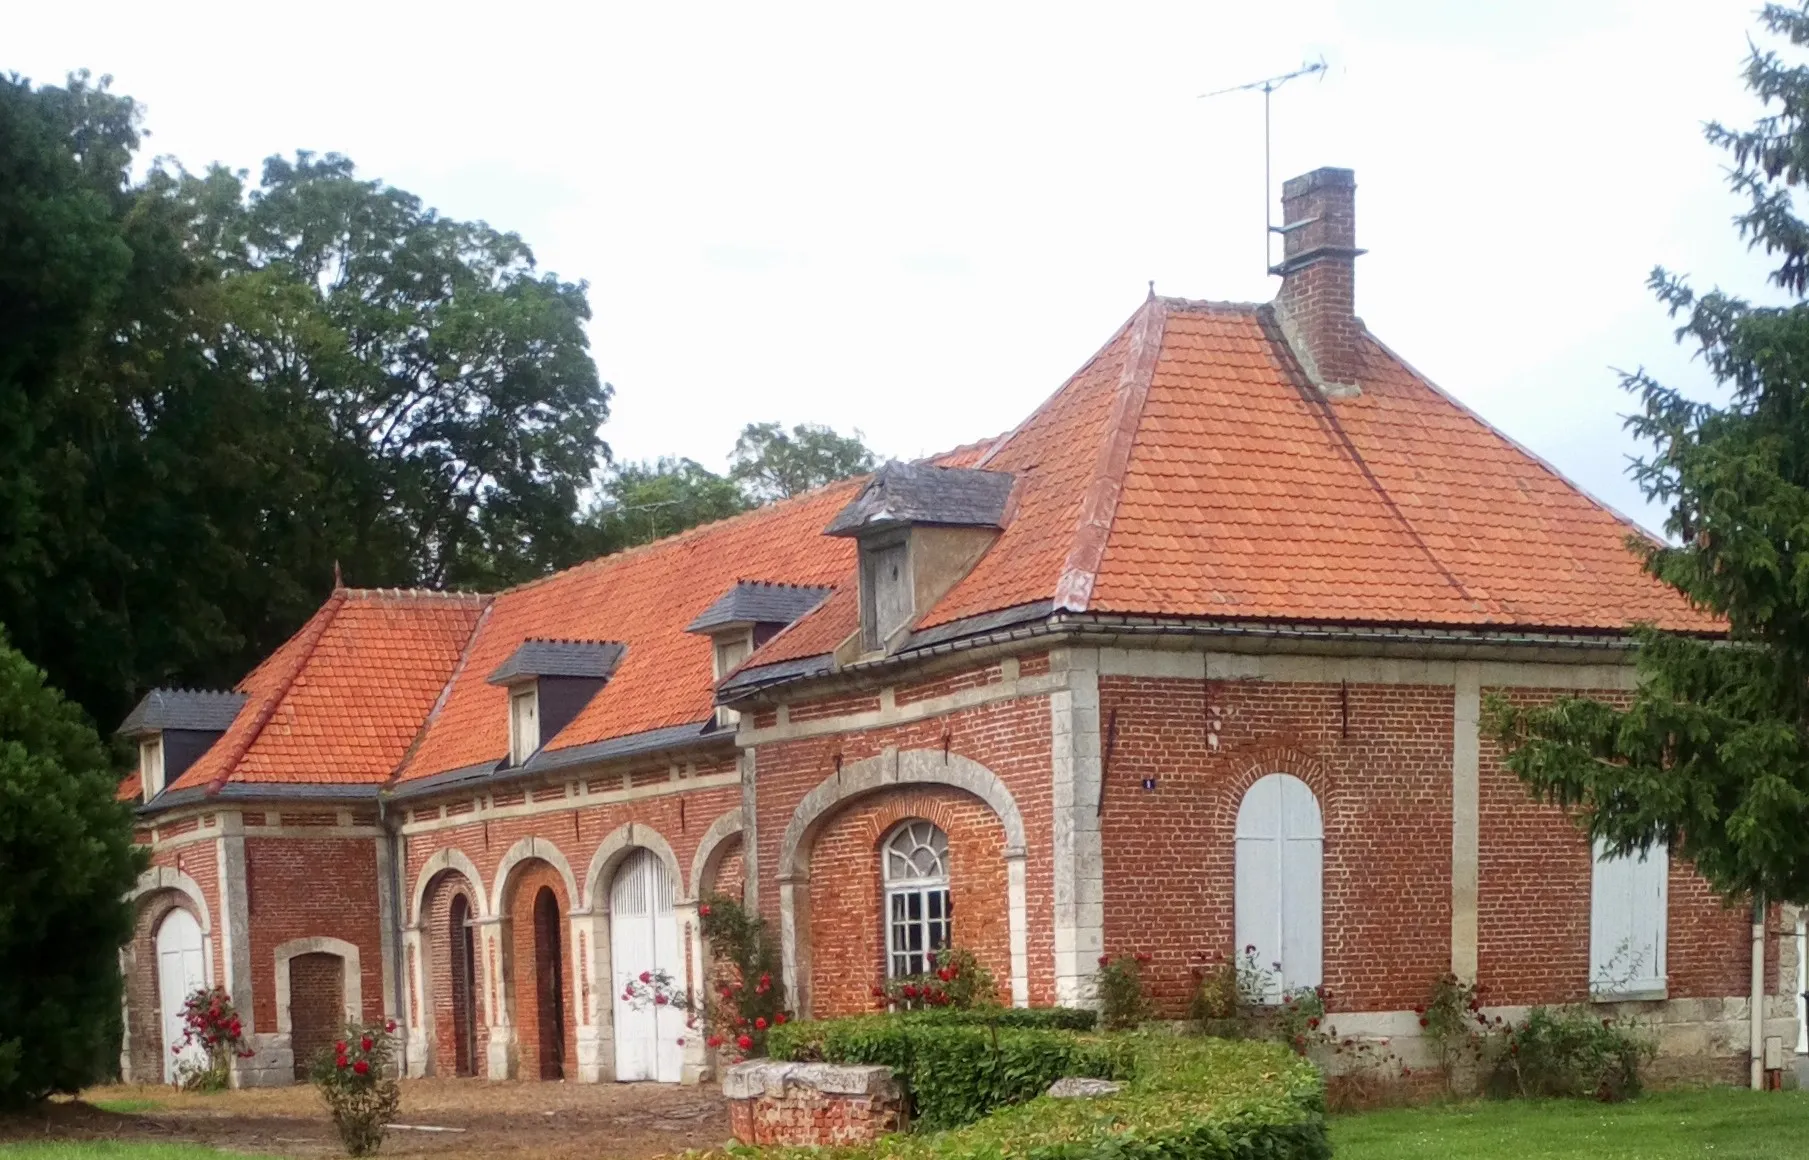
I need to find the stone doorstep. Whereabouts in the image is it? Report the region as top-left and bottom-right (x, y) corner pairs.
(722, 1059), (903, 1101)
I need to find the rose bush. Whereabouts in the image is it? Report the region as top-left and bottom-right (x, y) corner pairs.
(172, 985), (254, 1091)
(308, 1018), (401, 1155)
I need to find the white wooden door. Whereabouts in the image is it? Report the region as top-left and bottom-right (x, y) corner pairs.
(1235, 773), (1323, 998)
(610, 849), (683, 1082)
(1590, 839), (1667, 995)
(155, 909), (208, 1084)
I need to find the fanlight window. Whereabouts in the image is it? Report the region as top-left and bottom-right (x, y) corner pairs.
(882, 820), (950, 978)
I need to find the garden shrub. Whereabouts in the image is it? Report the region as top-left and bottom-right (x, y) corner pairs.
(309, 1019), (401, 1156)
(695, 894), (789, 1062)
(1490, 1005), (1657, 1102)
(875, 947), (998, 1011)
(171, 985), (254, 1091)
(1093, 951), (1153, 1029)
(766, 1012), (1131, 1131)
(755, 1032), (1329, 1160)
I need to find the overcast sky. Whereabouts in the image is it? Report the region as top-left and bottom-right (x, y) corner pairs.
(12, 0), (1785, 533)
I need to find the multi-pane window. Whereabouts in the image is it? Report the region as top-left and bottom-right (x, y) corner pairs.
(883, 820), (950, 977)
(1590, 839), (1668, 998)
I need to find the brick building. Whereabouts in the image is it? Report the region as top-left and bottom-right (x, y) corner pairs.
(118, 168), (1798, 1088)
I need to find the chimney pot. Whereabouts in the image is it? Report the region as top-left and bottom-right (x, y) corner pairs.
(1273, 166), (1365, 397)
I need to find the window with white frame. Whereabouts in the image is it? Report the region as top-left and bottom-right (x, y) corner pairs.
(883, 820), (950, 977)
(1234, 773), (1323, 1000)
(1590, 839), (1668, 998)
(508, 686), (540, 767)
(139, 735), (165, 800)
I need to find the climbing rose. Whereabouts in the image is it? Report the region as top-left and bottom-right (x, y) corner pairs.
(654, 993), (669, 1006)
(1098, 955), (1110, 966)
(754, 1017), (767, 1031)
(361, 1035), (374, 1052)
(707, 1035), (724, 1048)
(386, 1019), (397, 1032)
(639, 971), (652, 984)
(699, 904), (711, 916)
(737, 1035), (753, 1052)
(335, 1040), (347, 1053)
(336, 1055), (348, 1070)
(353, 1059), (370, 1076)
(775, 1013), (788, 1025)
(676, 1038), (686, 1048)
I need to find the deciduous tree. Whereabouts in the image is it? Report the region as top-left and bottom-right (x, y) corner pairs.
(729, 420), (876, 503)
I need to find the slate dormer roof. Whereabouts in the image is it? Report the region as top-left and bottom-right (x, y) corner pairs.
(486, 639), (626, 685)
(685, 581), (833, 634)
(823, 462), (1015, 537)
(117, 689), (248, 736)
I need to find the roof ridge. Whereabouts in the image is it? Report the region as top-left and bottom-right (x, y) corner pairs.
(391, 599), (495, 785)
(974, 298), (1147, 471)
(1051, 296), (1169, 612)
(500, 474), (870, 601)
(340, 586), (493, 603)
(203, 589), (350, 796)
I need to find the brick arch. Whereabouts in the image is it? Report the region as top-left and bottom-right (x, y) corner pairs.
(414, 866), (486, 1078)
(688, 809), (744, 902)
(783, 765), (1029, 1017)
(498, 852), (577, 1082)
(1213, 744), (1332, 830)
(411, 847), (488, 925)
(778, 748), (1028, 881)
(583, 823), (684, 912)
(490, 837), (579, 919)
(121, 878), (215, 1083)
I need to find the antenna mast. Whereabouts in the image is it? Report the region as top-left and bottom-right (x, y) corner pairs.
(1200, 57), (1327, 274)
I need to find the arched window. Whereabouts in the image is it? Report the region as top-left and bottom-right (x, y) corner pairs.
(1234, 773), (1323, 999)
(882, 820), (950, 977)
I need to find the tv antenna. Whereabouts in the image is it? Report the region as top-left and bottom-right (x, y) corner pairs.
(1200, 57), (1327, 274)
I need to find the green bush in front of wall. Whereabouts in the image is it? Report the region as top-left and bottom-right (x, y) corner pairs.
(750, 1029), (1330, 1160)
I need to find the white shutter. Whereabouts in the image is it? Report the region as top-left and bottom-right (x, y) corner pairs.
(611, 849), (683, 1083)
(155, 909), (208, 1084)
(1236, 774), (1323, 1000)
(1590, 839), (1667, 996)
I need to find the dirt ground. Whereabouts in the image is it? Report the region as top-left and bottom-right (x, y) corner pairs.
(1, 1078), (730, 1158)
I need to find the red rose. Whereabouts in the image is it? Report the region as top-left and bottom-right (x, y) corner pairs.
(759, 973), (771, 987)
(871, 986), (885, 998)
(1098, 955), (1110, 966)
(937, 968), (953, 981)
(640, 971), (652, 985)
(699, 904), (711, 916)
(1307, 1017), (1319, 1029)
(654, 993), (669, 1006)
(776, 1013), (788, 1025)
(353, 1059), (370, 1075)
(737, 1035), (753, 1051)
(361, 1035), (374, 1052)
(707, 1035), (724, 1048)
(386, 1019), (397, 1032)
(902, 985), (918, 999)
(676, 1038), (686, 1048)
(336, 1056), (349, 1069)
(1418, 1017), (1429, 1028)
(335, 1040), (347, 1053)
(754, 1017), (767, 1031)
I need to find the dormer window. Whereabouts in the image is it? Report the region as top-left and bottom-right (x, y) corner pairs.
(115, 688), (247, 803)
(487, 639), (624, 768)
(824, 462), (1016, 657)
(509, 686), (540, 766)
(687, 581), (833, 728)
(711, 632), (754, 728)
(139, 736), (166, 799)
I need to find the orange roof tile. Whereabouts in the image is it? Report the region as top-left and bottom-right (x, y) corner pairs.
(397, 485), (863, 780)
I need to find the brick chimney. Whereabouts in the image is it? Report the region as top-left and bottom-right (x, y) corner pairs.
(1273, 167), (1365, 397)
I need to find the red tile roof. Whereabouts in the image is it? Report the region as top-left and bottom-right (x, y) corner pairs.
(156, 293), (1714, 798)
(167, 589), (489, 792)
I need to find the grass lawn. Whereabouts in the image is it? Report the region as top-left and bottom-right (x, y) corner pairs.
(0, 1147), (265, 1159)
(1333, 1088), (1809, 1158)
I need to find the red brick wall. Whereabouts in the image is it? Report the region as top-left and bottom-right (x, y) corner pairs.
(1479, 687), (1771, 1005)
(807, 787), (1011, 1017)
(287, 951), (345, 1080)
(705, 837), (745, 904)
(503, 861), (573, 1080)
(752, 687), (1055, 1004)
(1097, 677), (1454, 1015)
(245, 836), (384, 1035)
(419, 870), (485, 1076)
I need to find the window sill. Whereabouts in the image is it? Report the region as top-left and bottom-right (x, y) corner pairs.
(1590, 985), (1667, 1004)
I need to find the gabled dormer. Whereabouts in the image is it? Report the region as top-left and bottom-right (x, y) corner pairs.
(116, 689), (247, 802)
(824, 462), (1014, 656)
(485, 639), (624, 767)
(688, 581), (832, 725)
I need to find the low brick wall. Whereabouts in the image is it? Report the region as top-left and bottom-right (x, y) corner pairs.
(723, 1060), (908, 1147)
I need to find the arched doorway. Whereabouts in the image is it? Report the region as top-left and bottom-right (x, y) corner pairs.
(532, 887), (566, 1079)
(1234, 773), (1324, 997)
(287, 952), (345, 1080)
(155, 909), (207, 1084)
(610, 848), (682, 1082)
(449, 893), (479, 1077)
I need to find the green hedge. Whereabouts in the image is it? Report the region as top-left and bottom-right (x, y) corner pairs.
(766, 1013), (1127, 1130)
(751, 1032), (1329, 1160)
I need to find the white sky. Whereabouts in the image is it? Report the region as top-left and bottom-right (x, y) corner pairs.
(12, 0), (1784, 533)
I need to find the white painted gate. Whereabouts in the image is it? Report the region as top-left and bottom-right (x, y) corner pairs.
(155, 909), (208, 1084)
(610, 848), (683, 1082)
(1234, 773), (1324, 998)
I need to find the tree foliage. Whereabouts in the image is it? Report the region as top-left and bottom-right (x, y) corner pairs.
(0, 625), (145, 1106)
(585, 457), (750, 553)
(1484, 4), (1809, 907)
(0, 73), (609, 729)
(729, 420), (877, 503)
